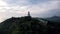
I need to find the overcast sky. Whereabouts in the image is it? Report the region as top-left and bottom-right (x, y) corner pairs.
(0, 0), (60, 22)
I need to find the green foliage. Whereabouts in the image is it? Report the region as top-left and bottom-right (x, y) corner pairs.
(0, 16), (47, 34)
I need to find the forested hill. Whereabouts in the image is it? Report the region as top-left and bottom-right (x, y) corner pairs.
(0, 16), (47, 34)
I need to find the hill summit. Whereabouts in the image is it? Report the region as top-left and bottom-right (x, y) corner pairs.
(0, 12), (47, 34)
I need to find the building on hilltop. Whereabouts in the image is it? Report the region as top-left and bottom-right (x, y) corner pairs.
(24, 11), (31, 21)
(28, 11), (30, 16)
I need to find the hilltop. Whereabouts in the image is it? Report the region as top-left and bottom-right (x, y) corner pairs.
(0, 11), (60, 34)
(0, 16), (47, 34)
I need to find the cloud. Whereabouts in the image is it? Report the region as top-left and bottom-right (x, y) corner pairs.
(0, 0), (60, 22)
(28, 1), (60, 14)
(0, 0), (60, 15)
(3, 0), (30, 6)
(0, 0), (8, 7)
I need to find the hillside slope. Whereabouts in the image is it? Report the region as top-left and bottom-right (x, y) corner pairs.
(0, 16), (47, 34)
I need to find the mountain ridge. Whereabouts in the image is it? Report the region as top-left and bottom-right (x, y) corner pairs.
(45, 16), (60, 22)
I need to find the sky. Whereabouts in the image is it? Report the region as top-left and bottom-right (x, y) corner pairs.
(0, 0), (60, 22)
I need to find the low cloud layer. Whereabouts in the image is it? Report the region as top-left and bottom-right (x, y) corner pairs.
(0, 0), (60, 22)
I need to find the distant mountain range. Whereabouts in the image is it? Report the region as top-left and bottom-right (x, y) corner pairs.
(36, 16), (60, 23)
(46, 16), (60, 22)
